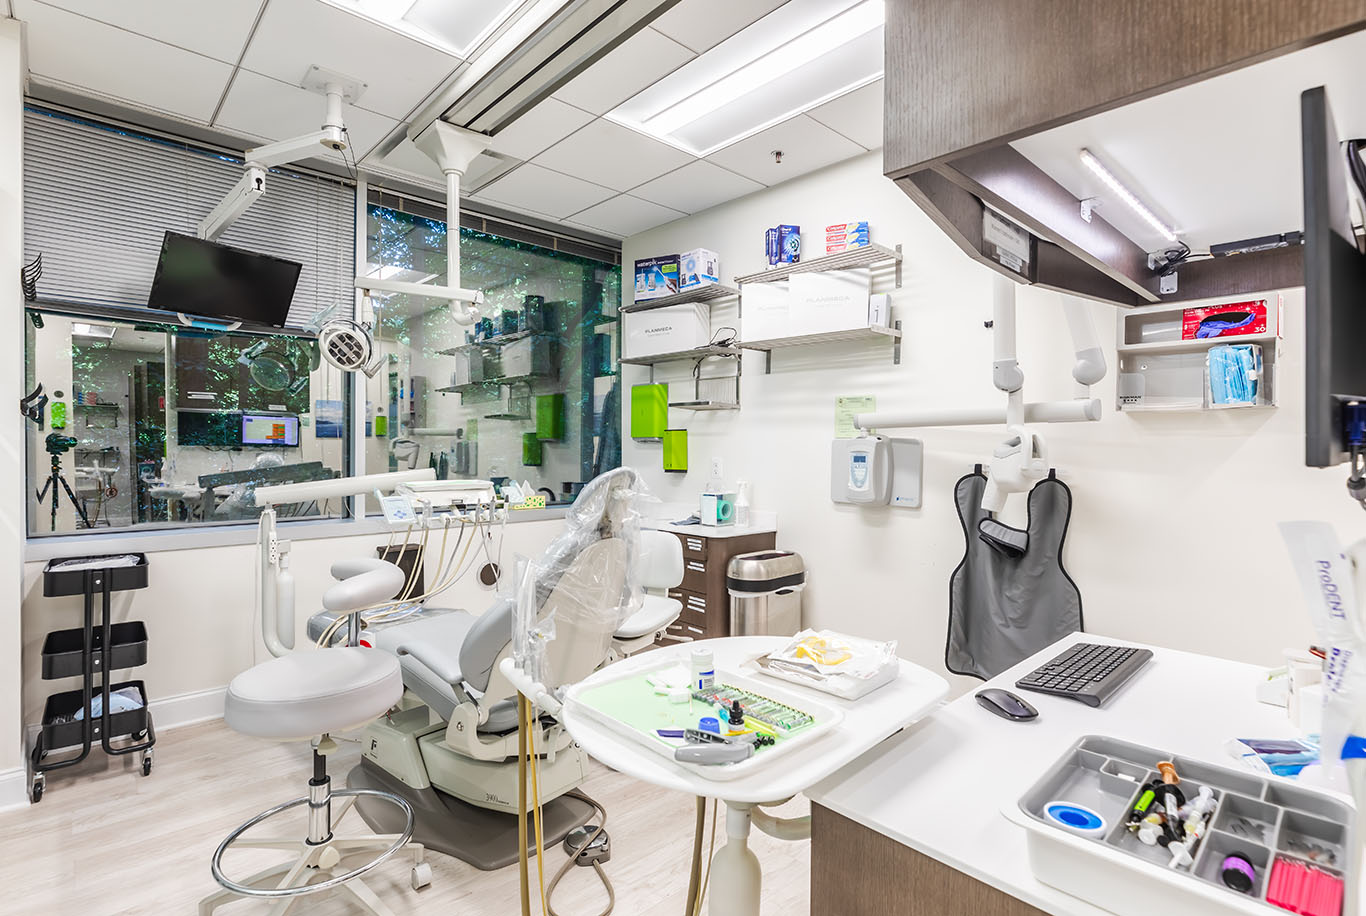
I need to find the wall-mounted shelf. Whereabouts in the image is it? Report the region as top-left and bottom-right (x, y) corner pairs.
(669, 400), (738, 411)
(1115, 296), (1283, 412)
(623, 284), (740, 313)
(437, 329), (557, 355)
(740, 322), (902, 374)
(619, 345), (742, 367)
(734, 243), (903, 286)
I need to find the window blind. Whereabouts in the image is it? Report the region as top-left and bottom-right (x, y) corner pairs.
(22, 108), (355, 329)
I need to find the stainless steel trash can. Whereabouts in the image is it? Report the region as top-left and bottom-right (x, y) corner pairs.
(727, 550), (805, 637)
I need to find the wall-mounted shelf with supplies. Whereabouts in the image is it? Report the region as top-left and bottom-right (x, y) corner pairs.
(1115, 297), (1283, 412)
(740, 323), (902, 374)
(623, 284), (740, 313)
(734, 243), (903, 287)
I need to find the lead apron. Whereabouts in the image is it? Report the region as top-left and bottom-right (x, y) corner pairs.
(946, 468), (1083, 680)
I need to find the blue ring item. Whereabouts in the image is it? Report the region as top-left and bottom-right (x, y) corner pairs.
(698, 717), (721, 734)
(1045, 801), (1106, 833)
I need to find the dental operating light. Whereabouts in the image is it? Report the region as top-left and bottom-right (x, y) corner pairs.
(1079, 148), (1179, 243)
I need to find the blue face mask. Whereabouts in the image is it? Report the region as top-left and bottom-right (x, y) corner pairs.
(1209, 344), (1258, 405)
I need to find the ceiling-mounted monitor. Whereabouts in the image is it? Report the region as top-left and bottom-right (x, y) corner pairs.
(1301, 86), (1366, 468)
(147, 231), (302, 329)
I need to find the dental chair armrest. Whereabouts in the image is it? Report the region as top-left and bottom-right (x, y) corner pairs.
(323, 558), (406, 613)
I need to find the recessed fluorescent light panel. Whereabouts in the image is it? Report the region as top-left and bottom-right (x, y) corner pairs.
(608, 0), (885, 157)
(1079, 148), (1179, 243)
(71, 322), (117, 340)
(322, 0), (522, 59)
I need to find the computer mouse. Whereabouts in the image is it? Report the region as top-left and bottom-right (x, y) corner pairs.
(975, 688), (1038, 721)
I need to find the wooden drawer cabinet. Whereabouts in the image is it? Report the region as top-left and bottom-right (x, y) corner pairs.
(656, 529), (776, 645)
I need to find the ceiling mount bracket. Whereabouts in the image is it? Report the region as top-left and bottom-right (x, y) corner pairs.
(1079, 197), (1101, 223)
(300, 65), (367, 105)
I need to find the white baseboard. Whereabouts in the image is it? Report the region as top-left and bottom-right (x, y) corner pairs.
(0, 767), (29, 813)
(149, 686), (226, 731)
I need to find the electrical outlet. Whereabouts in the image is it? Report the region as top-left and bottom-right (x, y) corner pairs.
(710, 457), (724, 479)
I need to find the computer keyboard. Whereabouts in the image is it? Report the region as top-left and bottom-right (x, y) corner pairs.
(1014, 642), (1153, 708)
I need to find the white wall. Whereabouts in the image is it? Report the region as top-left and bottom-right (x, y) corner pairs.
(623, 150), (1363, 695)
(0, 17), (26, 797)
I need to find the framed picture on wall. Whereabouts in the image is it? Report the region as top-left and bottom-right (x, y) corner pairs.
(315, 399), (344, 439)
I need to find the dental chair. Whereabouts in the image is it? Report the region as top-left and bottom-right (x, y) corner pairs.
(332, 468), (682, 869)
(200, 558), (430, 916)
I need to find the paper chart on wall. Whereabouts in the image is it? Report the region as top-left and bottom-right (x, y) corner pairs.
(835, 395), (876, 439)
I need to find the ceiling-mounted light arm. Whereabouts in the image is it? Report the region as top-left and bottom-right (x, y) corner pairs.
(199, 69), (363, 240)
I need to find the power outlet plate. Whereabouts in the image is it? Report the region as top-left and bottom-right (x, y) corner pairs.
(710, 457), (724, 479)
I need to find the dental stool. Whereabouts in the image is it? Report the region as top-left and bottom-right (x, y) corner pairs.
(200, 559), (430, 916)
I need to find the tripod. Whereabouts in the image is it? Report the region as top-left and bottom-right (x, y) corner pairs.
(36, 447), (91, 532)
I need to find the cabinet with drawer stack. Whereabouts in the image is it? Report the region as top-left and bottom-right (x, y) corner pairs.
(662, 527), (777, 642)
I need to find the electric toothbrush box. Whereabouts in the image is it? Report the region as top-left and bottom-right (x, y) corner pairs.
(1181, 299), (1268, 340)
(678, 248), (719, 292)
(634, 255), (680, 301)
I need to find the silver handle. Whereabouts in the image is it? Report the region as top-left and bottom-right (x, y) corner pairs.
(186, 391), (214, 400)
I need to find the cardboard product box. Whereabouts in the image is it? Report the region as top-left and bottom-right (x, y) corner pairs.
(450, 347), (485, 386)
(826, 220), (871, 254)
(777, 224), (801, 263)
(679, 248), (720, 291)
(1181, 299), (1269, 340)
(790, 269), (872, 335)
(868, 293), (891, 327)
(634, 255), (680, 301)
(623, 302), (710, 358)
(766, 228), (781, 266)
(740, 281), (792, 342)
(498, 334), (553, 377)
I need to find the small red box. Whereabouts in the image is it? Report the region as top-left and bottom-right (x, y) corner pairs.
(1181, 299), (1268, 340)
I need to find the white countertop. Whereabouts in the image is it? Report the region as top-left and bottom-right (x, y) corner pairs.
(647, 520), (778, 539)
(807, 631), (1352, 916)
(562, 636), (948, 804)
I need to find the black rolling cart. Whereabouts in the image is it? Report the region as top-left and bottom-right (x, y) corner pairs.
(28, 554), (155, 802)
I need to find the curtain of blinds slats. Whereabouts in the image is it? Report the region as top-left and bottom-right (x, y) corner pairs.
(22, 109), (355, 329)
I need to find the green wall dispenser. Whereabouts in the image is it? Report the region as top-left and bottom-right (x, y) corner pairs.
(663, 428), (688, 473)
(630, 383), (667, 441)
(535, 393), (565, 441)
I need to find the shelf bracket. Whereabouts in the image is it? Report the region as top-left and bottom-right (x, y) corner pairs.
(892, 320), (902, 366)
(895, 243), (903, 289)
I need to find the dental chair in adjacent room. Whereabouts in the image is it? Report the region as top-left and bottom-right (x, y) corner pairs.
(200, 558), (431, 916)
(331, 468), (682, 869)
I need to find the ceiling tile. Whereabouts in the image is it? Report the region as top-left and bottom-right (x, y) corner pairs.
(631, 159), (763, 213)
(533, 119), (693, 192)
(569, 194), (686, 238)
(31, 0), (263, 63)
(475, 163), (615, 219)
(216, 69), (398, 167)
(706, 115), (865, 186)
(489, 98), (595, 161)
(14, 0), (233, 122)
(551, 26), (694, 116)
(805, 80), (883, 150)
(240, 0), (459, 120)
(650, 0), (788, 53)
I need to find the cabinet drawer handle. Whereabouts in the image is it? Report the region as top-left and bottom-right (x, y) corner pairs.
(685, 539), (704, 551)
(686, 561), (705, 573)
(686, 625), (705, 636)
(186, 391), (214, 400)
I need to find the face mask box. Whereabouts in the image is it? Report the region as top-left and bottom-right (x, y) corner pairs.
(634, 255), (680, 301)
(679, 248), (720, 292)
(789, 268), (872, 336)
(623, 302), (711, 359)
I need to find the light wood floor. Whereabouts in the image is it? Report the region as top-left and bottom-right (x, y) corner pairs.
(0, 719), (814, 915)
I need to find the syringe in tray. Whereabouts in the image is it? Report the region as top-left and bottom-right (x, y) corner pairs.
(691, 684), (814, 731)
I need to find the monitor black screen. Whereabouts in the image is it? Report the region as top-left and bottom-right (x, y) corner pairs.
(1302, 86), (1366, 467)
(147, 231), (302, 329)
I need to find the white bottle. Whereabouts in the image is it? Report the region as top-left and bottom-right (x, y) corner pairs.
(735, 480), (751, 527)
(691, 646), (715, 692)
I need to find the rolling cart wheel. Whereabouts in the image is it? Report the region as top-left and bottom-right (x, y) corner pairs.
(31, 778), (43, 803)
(142, 753), (153, 777)
(410, 862), (432, 890)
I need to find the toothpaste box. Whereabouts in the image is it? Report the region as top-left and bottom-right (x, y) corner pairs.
(678, 248), (719, 292)
(777, 224), (801, 263)
(634, 255), (680, 301)
(826, 220), (871, 254)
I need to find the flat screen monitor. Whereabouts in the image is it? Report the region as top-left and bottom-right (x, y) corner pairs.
(147, 231), (302, 328)
(1303, 86), (1366, 468)
(241, 414), (299, 447)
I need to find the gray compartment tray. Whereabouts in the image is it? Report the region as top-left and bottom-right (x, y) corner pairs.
(1019, 735), (1354, 915)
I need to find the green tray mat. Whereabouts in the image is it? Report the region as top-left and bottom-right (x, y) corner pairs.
(573, 674), (821, 757)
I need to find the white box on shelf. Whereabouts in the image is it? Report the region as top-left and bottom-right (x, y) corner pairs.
(450, 347), (484, 386)
(498, 335), (552, 377)
(868, 293), (891, 327)
(740, 281), (791, 341)
(679, 248), (719, 292)
(790, 269), (872, 335)
(623, 303), (710, 358)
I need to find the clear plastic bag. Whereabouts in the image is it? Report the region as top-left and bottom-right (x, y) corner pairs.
(511, 468), (653, 695)
(763, 628), (900, 700)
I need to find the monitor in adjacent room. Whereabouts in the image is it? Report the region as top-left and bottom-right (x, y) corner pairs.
(1302, 85), (1366, 468)
(241, 413), (299, 447)
(147, 231), (303, 328)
